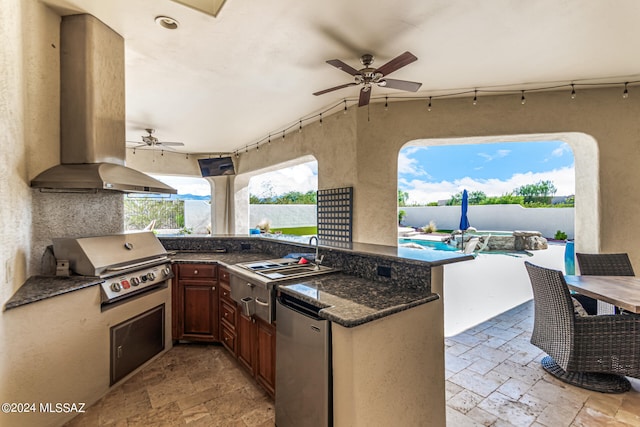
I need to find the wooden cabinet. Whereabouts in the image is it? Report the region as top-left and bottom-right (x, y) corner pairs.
(218, 268), (237, 355)
(173, 264), (219, 342)
(172, 263), (275, 397)
(237, 312), (255, 372)
(255, 317), (276, 396)
(236, 312), (276, 397)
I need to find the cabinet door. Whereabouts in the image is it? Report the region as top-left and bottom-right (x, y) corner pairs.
(171, 265), (180, 340)
(255, 318), (276, 397)
(181, 281), (219, 341)
(237, 313), (255, 374)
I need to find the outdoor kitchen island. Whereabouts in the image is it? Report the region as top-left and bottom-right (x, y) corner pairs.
(163, 235), (474, 427)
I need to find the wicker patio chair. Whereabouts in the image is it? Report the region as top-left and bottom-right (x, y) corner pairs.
(575, 253), (635, 314)
(524, 261), (640, 393)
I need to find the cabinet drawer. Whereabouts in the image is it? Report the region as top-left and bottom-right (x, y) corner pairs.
(179, 264), (217, 279)
(221, 325), (236, 355)
(220, 268), (230, 283)
(220, 282), (233, 303)
(220, 299), (237, 329)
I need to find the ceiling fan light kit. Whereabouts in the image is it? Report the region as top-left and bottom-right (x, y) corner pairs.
(314, 51), (423, 107)
(127, 128), (185, 151)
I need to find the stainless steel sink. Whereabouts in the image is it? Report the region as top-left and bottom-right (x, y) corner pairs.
(254, 264), (335, 281)
(228, 258), (338, 324)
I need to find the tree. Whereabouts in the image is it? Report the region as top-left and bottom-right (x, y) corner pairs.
(249, 190), (317, 204)
(514, 180), (557, 204)
(398, 190), (409, 207)
(446, 190), (486, 205)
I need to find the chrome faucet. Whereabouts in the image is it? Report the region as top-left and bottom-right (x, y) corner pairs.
(308, 236), (325, 270)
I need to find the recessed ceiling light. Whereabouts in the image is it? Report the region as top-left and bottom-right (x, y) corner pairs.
(155, 16), (179, 30)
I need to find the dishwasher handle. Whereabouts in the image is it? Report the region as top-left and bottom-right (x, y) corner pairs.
(278, 293), (323, 320)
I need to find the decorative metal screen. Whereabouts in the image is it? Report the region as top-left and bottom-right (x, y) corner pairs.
(317, 187), (353, 247)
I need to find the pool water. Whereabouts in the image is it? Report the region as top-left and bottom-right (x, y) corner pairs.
(398, 238), (458, 251)
(399, 237), (533, 258)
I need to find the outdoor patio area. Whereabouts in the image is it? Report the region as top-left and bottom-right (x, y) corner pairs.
(445, 299), (640, 426)
(64, 298), (640, 426)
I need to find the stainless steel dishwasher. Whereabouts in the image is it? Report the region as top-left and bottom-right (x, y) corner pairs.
(276, 292), (332, 427)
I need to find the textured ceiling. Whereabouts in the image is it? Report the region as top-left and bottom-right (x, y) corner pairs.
(43, 0), (640, 155)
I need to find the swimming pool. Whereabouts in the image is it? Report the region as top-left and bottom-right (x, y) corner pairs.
(398, 238), (458, 251)
(399, 237), (534, 258)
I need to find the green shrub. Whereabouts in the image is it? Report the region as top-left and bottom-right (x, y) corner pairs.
(554, 230), (568, 240)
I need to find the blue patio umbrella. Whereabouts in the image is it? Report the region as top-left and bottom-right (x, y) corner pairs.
(459, 189), (470, 250)
(459, 189), (470, 231)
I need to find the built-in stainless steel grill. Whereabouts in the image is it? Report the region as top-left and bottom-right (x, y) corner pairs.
(53, 231), (173, 305)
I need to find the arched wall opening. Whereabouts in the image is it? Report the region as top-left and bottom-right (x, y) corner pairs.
(230, 154), (318, 234)
(398, 132), (598, 251)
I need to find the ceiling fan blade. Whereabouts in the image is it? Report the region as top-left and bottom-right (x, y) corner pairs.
(381, 78), (422, 92)
(326, 59), (360, 76)
(375, 51), (418, 76)
(358, 88), (371, 107)
(157, 142), (185, 146)
(313, 82), (358, 96)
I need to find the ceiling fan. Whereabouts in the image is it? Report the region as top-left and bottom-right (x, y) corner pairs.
(127, 128), (185, 150)
(313, 51), (422, 107)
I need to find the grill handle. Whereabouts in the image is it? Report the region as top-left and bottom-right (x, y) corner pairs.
(104, 257), (170, 273)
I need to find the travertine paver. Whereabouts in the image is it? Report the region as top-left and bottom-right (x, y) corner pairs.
(65, 300), (640, 427)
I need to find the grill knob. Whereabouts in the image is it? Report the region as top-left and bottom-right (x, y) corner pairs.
(147, 272), (156, 281)
(162, 267), (171, 277)
(110, 283), (122, 292)
(130, 277), (140, 286)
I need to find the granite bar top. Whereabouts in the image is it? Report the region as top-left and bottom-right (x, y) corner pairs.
(278, 273), (439, 328)
(170, 251), (271, 266)
(4, 275), (104, 311)
(162, 235), (474, 267)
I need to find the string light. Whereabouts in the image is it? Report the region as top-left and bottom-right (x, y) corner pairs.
(268, 134), (271, 144)
(385, 96), (388, 111)
(282, 130), (285, 140)
(231, 79), (638, 155)
(256, 144), (259, 150)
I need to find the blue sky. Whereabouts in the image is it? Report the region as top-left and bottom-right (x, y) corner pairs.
(399, 140), (575, 204)
(155, 140), (575, 203)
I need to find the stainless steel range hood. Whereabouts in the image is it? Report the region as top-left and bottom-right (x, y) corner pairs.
(31, 14), (176, 195)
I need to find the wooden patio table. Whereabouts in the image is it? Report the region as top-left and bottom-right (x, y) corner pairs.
(565, 275), (640, 314)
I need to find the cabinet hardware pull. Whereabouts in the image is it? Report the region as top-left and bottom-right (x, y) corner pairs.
(212, 286), (216, 291)
(255, 298), (269, 306)
(194, 270), (198, 274)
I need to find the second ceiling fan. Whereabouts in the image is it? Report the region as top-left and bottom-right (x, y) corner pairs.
(313, 51), (422, 107)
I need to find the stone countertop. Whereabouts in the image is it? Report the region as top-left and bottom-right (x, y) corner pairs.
(278, 273), (439, 328)
(170, 251), (272, 266)
(3, 275), (104, 311)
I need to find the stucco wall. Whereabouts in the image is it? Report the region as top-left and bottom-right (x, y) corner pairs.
(249, 204), (317, 229)
(402, 205), (575, 240)
(1, 0), (31, 303)
(1, 3), (129, 426)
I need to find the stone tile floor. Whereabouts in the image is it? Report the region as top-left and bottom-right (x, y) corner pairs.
(66, 300), (640, 426)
